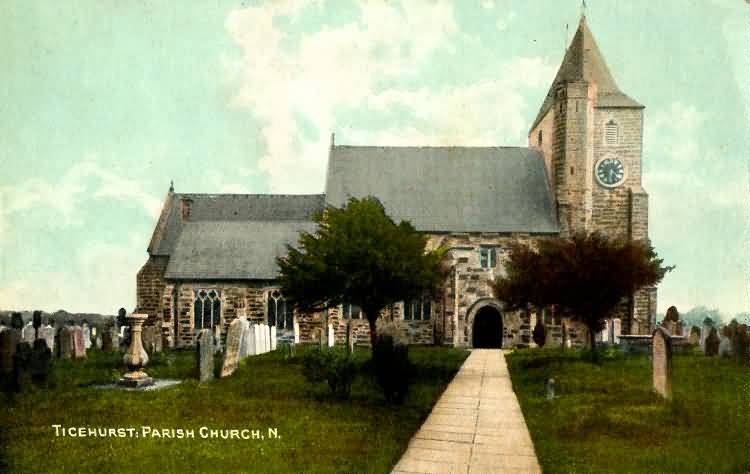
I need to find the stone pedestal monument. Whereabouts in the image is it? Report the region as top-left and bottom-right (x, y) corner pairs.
(117, 313), (154, 388)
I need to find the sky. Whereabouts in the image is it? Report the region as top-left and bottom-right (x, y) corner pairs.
(0, 0), (748, 317)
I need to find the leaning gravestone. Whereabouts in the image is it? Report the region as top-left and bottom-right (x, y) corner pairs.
(705, 327), (720, 356)
(30, 339), (52, 386)
(72, 326), (86, 359)
(58, 326), (75, 359)
(196, 329), (214, 383)
(651, 326), (672, 399)
(221, 319), (242, 378)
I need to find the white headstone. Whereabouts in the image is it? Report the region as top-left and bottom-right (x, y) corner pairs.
(261, 323), (268, 353)
(293, 321), (300, 344)
(327, 323), (334, 348)
(600, 321), (610, 343)
(270, 325), (277, 351)
(253, 324), (262, 355)
(82, 325), (92, 349)
(612, 319), (621, 344)
(246, 324), (257, 356)
(238, 318), (250, 358)
(265, 324), (271, 352)
(42, 325), (55, 352)
(22, 322), (35, 344)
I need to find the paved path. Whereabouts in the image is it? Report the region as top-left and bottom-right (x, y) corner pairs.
(392, 349), (541, 474)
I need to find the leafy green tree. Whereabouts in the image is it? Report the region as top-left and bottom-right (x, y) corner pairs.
(493, 232), (673, 362)
(277, 197), (446, 347)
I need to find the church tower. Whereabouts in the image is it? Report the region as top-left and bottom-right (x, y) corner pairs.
(529, 15), (656, 334)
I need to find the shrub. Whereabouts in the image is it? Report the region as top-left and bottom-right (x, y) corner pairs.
(372, 335), (413, 404)
(532, 320), (547, 347)
(301, 348), (357, 399)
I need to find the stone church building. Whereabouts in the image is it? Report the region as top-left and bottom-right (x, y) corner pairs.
(136, 17), (657, 349)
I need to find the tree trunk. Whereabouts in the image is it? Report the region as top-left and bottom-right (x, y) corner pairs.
(588, 322), (600, 364)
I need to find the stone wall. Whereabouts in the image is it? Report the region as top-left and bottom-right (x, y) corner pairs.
(135, 256), (169, 325)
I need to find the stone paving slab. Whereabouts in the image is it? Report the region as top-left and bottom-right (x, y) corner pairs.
(392, 350), (541, 474)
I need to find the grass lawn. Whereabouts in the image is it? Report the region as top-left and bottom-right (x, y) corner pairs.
(0, 345), (468, 473)
(507, 347), (750, 474)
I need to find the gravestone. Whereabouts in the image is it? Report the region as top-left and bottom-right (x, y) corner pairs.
(254, 323), (262, 354)
(612, 319), (622, 344)
(651, 326), (672, 399)
(41, 325), (55, 353)
(213, 324), (223, 354)
(327, 323), (335, 348)
(58, 326), (75, 359)
(545, 378), (555, 401)
(705, 327), (720, 356)
(718, 336), (732, 357)
(221, 319), (242, 377)
(261, 323), (269, 353)
(270, 325), (277, 351)
(13, 342), (33, 391)
(731, 324), (750, 364)
(0, 329), (19, 375)
(688, 326), (700, 345)
(22, 322), (35, 345)
(29, 339), (52, 386)
(294, 321), (300, 344)
(32, 310), (43, 340)
(245, 323), (257, 356)
(72, 326), (86, 359)
(701, 319), (715, 351)
(196, 329), (214, 383)
(101, 324), (117, 352)
(82, 323), (92, 350)
(95, 335), (102, 349)
(10, 313), (23, 331)
(238, 318), (250, 358)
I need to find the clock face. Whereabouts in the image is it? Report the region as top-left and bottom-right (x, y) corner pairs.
(595, 157), (625, 187)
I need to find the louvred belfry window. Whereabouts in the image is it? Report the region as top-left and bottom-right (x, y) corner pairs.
(194, 289), (221, 329)
(605, 120), (619, 145)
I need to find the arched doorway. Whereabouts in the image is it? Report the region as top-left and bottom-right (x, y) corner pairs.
(472, 306), (503, 348)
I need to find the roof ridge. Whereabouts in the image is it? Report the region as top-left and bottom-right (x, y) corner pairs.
(332, 145), (531, 150)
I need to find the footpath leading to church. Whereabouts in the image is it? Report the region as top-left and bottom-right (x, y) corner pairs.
(392, 349), (541, 474)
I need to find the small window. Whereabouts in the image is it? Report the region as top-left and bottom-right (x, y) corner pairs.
(403, 298), (431, 321)
(570, 166), (574, 176)
(480, 248), (497, 268)
(537, 130), (543, 146)
(194, 289), (221, 330)
(605, 120), (619, 145)
(267, 290), (294, 329)
(342, 303), (362, 320)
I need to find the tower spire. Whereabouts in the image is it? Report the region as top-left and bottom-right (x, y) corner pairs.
(581, 0), (587, 20)
(169, 180), (174, 193)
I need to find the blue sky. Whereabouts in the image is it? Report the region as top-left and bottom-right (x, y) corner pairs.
(1, 0), (747, 317)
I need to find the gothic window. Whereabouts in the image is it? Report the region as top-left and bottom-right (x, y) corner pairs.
(267, 290), (294, 329)
(479, 248), (497, 268)
(403, 298), (431, 321)
(193, 289), (221, 330)
(605, 119), (619, 145)
(342, 303), (362, 320)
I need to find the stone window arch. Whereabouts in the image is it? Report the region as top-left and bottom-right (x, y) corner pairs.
(194, 289), (221, 330)
(267, 290), (294, 329)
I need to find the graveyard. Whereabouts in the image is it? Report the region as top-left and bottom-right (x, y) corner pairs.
(0, 340), (468, 473)
(507, 347), (750, 473)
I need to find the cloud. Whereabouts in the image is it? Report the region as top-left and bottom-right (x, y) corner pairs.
(224, 1), (550, 193)
(0, 232), (145, 313)
(0, 159), (161, 230)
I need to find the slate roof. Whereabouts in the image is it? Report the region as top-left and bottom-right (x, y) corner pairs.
(530, 16), (642, 132)
(163, 220), (318, 280)
(325, 145), (559, 234)
(149, 194), (325, 256)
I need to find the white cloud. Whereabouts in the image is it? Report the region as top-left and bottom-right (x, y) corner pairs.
(224, 2), (552, 192)
(0, 159), (161, 230)
(0, 232), (145, 313)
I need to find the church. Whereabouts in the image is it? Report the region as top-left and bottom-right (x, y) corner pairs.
(136, 16), (656, 349)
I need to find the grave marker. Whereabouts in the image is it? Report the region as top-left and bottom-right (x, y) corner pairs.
(271, 325), (277, 351)
(72, 326), (86, 358)
(41, 325), (55, 353)
(705, 327), (720, 356)
(238, 318), (250, 358)
(221, 319), (243, 377)
(651, 326), (672, 399)
(0, 330), (18, 375)
(58, 326), (75, 359)
(30, 339), (52, 386)
(197, 329), (214, 383)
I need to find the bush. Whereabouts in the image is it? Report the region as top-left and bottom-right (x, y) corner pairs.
(532, 320), (547, 347)
(301, 348), (357, 399)
(372, 335), (413, 404)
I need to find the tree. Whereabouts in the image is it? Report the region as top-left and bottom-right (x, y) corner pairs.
(493, 232), (673, 362)
(277, 197), (446, 347)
